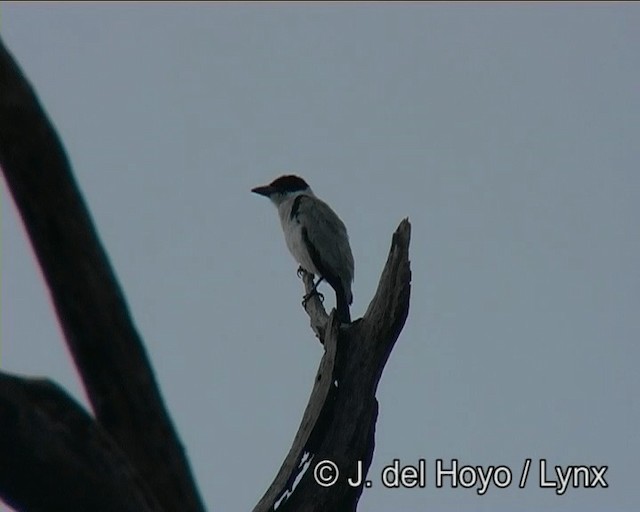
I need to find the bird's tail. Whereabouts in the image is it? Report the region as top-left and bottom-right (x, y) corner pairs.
(336, 290), (351, 324)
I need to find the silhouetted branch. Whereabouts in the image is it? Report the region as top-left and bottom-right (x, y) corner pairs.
(0, 37), (204, 512)
(254, 219), (412, 512)
(0, 373), (162, 512)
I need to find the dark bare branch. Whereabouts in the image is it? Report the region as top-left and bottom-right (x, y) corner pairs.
(253, 314), (341, 511)
(254, 219), (412, 512)
(0, 372), (162, 512)
(0, 38), (204, 512)
(301, 271), (330, 340)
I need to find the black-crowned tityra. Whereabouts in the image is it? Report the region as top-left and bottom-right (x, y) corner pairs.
(252, 175), (354, 323)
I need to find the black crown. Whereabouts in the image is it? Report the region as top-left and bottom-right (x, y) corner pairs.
(269, 175), (309, 192)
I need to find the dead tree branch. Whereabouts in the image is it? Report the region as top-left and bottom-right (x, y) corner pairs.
(0, 37), (204, 512)
(0, 373), (162, 512)
(254, 219), (412, 512)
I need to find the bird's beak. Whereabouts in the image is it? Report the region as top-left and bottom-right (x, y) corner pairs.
(251, 185), (274, 197)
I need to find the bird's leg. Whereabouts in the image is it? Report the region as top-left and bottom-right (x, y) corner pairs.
(302, 276), (325, 306)
(297, 265), (306, 278)
(309, 276), (324, 296)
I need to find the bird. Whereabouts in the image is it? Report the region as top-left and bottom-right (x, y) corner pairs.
(252, 175), (354, 323)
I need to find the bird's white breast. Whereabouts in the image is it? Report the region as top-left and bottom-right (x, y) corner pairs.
(277, 197), (320, 276)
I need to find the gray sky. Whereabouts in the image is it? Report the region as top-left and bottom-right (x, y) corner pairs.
(2, 3), (639, 511)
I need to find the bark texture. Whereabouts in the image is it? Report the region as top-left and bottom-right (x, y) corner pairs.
(254, 219), (411, 512)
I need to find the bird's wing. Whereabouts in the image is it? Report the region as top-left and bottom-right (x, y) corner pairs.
(294, 195), (354, 303)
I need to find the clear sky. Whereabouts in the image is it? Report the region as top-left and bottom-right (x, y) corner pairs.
(2, 3), (639, 511)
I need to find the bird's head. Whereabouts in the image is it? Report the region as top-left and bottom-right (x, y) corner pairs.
(251, 175), (312, 206)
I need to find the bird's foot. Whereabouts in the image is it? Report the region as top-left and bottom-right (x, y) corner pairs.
(302, 289), (324, 307)
(297, 266), (307, 278)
